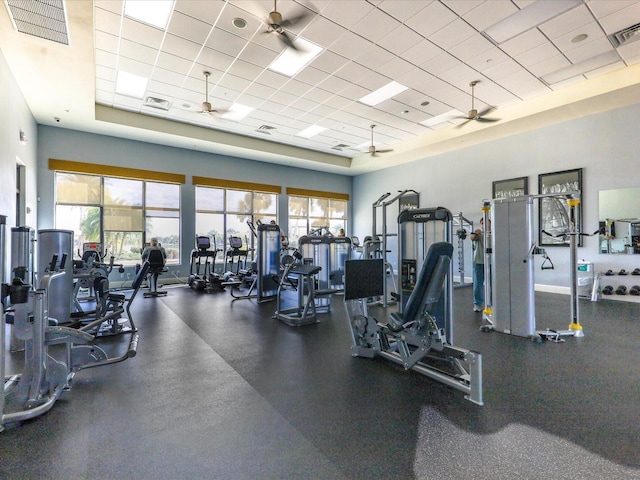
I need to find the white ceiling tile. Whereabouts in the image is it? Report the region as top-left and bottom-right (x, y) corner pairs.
(515, 42), (562, 70)
(293, 66), (331, 86)
(448, 33), (495, 62)
(352, 44), (396, 71)
(465, 47), (511, 72)
(119, 39), (159, 65)
(206, 28), (249, 58)
(334, 61), (372, 84)
(405, 1), (457, 37)
(377, 0), (434, 23)
(352, 7), (402, 44)
(95, 1), (123, 15)
(441, 0), (482, 17)
(95, 90), (115, 104)
(420, 51), (460, 76)
(196, 48), (236, 73)
(378, 56), (416, 78)
(94, 7), (122, 36)
(96, 77), (115, 93)
(174, 0), (226, 25)
(316, 74), (352, 94)
(156, 51), (196, 75)
(216, 73), (252, 94)
(236, 41), (280, 68)
(320, 0), (375, 29)
(396, 67), (435, 92)
(401, 39), (443, 66)
(564, 37), (616, 63)
(297, 15), (346, 48)
(162, 34), (202, 60)
(438, 63), (485, 91)
(95, 30), (119, 53)
(428, 19), (477, 51)
(584, 59), (628, 78)
(96, 64), (117, 82)
(598, 2), (640, 35)
(117, 57), (154, 78)
(339, 83), (371, 101)
(538, 4), (595, 39)
(215, 2), (264, 40)
(243, 82), (277, 100)
(499, 28), (548, 57)
(310, 50), (350, 74)
(121, 18), (165, 49)
(226, 59), (265, 81)
(146, 82), (183, 100)
(461, 0), (518, 31)
(526, 54), (571, 77)
(167, 11), (213, 44)
(618, 41), (640, 64)
(551, 22), (607, 53)
(329, 31), (375, 60)
(152, 67), (187, 87)
(377, 22), (423, 55)
(256, 68), (291, 89)
(499, 69), (549, 99)
(282, 79), (314, 97)
(481, 57), (523, 81)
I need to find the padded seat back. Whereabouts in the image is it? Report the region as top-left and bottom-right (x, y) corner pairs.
(147, 249), (165, 270)
(132, 262), (151, 290)
(402, 242), (453, 322)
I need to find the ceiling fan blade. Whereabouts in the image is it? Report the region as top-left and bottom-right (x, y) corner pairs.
(375, 148), (394, 153)
(477, 106), (496, 117)
(280, 10), (312, 28)
(476, 117), (500, 123)
(278, 30), (297, 49)
(454, 118), (473, 129)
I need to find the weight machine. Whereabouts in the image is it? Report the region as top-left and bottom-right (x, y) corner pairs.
(343, 242), (483, 406)
(453, 213), (474, 288)
(371, 190), (419, 306)
(480, 194), (585, 342)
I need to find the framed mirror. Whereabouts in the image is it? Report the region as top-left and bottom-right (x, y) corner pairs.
(598, 187), (640, 254)
(538, 168), (583, 247)
(492, 176), (528, 199)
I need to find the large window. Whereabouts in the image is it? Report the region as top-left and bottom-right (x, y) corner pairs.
(195, 186), (277, 257)
(55, 172), (180, 265)
(288, 195), (347, 247)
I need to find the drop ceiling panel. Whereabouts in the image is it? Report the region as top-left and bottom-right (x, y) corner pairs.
(121, 17), (165, 48)
(597, 2), (640, 34)
(76, 1), (640, 161)
(94, 7), (122, 36)
(351, 7), (401, 44)
(405, 1), (457, 37)
(377, 0), (433, 23)
(460, 0), (518, 31)
(428, 18), (478, 51)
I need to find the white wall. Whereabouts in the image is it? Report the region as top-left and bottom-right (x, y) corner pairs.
(37, 126), (352, 277)
(353, 101), (640, 289)
(0, 51), (39, 282)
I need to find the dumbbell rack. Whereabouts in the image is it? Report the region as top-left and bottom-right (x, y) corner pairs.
(597, 268), (640, 303)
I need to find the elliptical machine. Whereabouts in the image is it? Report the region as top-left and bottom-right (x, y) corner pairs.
(188, 235), (224, 292)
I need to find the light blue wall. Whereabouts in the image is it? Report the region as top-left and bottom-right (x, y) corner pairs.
(37, 126), (352, 277)
(353, 102), (640, 287)
(0, 51), (39, 282)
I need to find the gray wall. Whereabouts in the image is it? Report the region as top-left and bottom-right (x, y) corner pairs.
(353, 101), (640, 289)
(0, 51), (39, 282)
(37, 126), (352, 278)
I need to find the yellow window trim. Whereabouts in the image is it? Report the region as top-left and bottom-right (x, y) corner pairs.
(49, 158), (186, 184)
(286, 187), (349, 201)
(193, 176), (281, 194)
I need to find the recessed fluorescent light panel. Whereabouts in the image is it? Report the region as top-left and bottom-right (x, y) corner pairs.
(268, 38), (323, 77)
(115, 71), (149, 98)
(358, 81), (408, 106)
(124, 0), (174, 30)
(484, 0), (581, 45)
(220, 103), (254, 122)
(420, 110), (464, 127)
(296, 125), (326, 138)
(541, 51), (620, 85)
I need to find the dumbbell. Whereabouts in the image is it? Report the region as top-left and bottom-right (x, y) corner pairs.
(630, 285), (640, 296)
(615, 285), (627, 295)
(601, 285), (614, 295)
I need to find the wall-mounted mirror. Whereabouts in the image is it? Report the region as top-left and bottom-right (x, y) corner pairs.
(599, 187), (640, 254)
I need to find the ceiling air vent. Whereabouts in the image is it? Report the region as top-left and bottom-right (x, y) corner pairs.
(144, 96), (171, 110)
(332, 144), (350, 151)
(4, 0), (69, 45)
(256, 125), (276, 135)
(609, 23), (640, 47)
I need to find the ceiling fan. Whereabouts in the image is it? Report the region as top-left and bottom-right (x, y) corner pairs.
(366, 125), (394, 156)
(199, 71), (227, 116)
(454, 80), (500, 128)
(261, 0), (314, 50)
